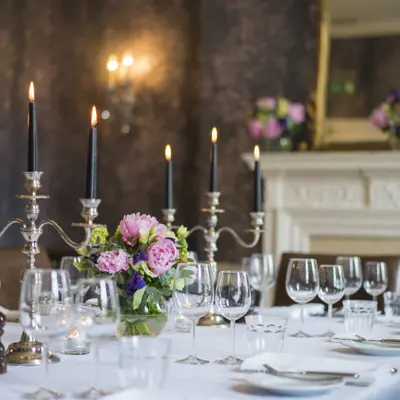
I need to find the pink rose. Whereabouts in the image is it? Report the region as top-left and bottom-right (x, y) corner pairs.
(371, 108), (389, 129)
(120, 213), (167, 243)
(262, 119), (282, 139)
(248, 119), (262, 138)
(288, 103), (305, 124)
(257, 97), (276, 110)
(97, 250), (129, 274)
(147, 238), (178, 276)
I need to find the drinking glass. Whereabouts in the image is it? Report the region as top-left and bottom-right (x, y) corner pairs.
(19, 269), (74, 400)
(317, 265), (345, 337)
(363, 261), (388, 302)
(118, 336), (171, 390)
(335, 256), (362, 300)
(343, 300), (377, 333)
(215, 271), (252, 365)
(172, 263), (214, 365)
(383, 291), (400, 317)
(74, 278), (120, 399)
(60, 256), (88, 294)
(285, 258), (319, 338)
(187, 251), (198, 262)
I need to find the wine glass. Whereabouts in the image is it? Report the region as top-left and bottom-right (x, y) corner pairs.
(172, 263), (214, 365)
(214, 271), (252, 365)
(335, 256), (362, 300)
(74, 278), (120, 399)
(285, 258), (319, 338)
(363, 261), (388, 302)
(19, 269), (74, 400)
(317, 265), (345, 337)
(60, 256), (88, 294)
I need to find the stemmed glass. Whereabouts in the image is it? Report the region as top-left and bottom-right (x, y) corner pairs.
(363, 261), (388, 302)
(286, 258), (319, 338)
(317, 265), (345, 338)
(60, 256), (88, 294)
(19, 269), (74, 400)
(172, 263), (214, 365)
(214, 271), (252, 365)
(74, 278), (120, 399)
(335, 256), (362, 300)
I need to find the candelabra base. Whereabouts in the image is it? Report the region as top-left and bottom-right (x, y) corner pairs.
(5, 332), (60, 365)
(198, 312), (228, 327)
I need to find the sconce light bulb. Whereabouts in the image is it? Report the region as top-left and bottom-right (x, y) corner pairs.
(122, 54), (134, 67)
(107, 55), (119, 72)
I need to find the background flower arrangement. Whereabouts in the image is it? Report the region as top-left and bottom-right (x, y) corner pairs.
(248, 97), (306, 151)
(75, 213), (189, 335)
(371, 90), (400, 149)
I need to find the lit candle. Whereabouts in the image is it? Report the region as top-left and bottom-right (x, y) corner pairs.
(165, 145), (173, 209)
(85, 106), (97, 199)
(253, 145), (262, 212)
(28, 82), (38, 172)
(209, 127), (218, 192)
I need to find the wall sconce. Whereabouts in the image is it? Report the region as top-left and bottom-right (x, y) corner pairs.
(103, 53), (150, 134)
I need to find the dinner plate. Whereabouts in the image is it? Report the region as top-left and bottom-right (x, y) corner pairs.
(245, 374), (344, 396)
(342, 340), (400, 356)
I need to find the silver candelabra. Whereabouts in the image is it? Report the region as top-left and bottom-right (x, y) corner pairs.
(0, 171), (101, 365)
(163, 191), (264, 325)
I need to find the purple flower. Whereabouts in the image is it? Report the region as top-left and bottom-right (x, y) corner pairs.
(388, 90), (400, 105)
(288, 103), (305, 124)
(262, 119), (282, 139)
(125, 271), (146, 296)
(133, 250), (148, 265)
(96, 250), (130, 274)
(371, 108), (389, 129)
(147, 238), (179, 276)
(248, 119), (262, 139)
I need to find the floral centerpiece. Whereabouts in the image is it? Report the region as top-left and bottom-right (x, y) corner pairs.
(75, 213), (189, 336)
(370, 90), (400, 149)
(248, 97), (306, 151)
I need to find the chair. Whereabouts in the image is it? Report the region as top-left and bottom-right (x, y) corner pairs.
(0, 248), (52, 310)
(273, 252), (400, 311)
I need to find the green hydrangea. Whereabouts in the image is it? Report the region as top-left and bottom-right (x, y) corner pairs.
(90, 226), (109, 246)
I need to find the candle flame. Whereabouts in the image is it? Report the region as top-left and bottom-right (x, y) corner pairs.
(107, 55), (119, 72)
(254, 145), (260, 160)
(91, 106), (97, 126)
(29, 82), (35, 102)
(165, 144), (172, 161)
(69, 329), (80, 339)
(211, 127), (218, 143)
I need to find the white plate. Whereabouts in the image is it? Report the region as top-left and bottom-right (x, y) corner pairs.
(245, 374), (344, 396)
(342, 340), (400, 356)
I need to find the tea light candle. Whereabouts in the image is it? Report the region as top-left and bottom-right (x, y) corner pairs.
(66, 329), (86, 348)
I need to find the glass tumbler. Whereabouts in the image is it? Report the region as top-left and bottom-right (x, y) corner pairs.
(343, 300), (377, 333)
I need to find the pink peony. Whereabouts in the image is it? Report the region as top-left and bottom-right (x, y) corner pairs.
(97, 250), (130, 274)
(248, 119), (262, 138)
(262, 119), (282, 139)
(257, 97), (276, 110)
(371, 108), (389, 129)
(147, 238), (178, 276)
(288, 103), (305, 124)
(120, 213), (167, 243)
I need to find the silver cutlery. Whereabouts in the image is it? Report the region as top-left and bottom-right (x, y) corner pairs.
(354, 335), (400, 344)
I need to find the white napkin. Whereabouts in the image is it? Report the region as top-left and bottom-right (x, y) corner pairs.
(0, 306), (19, 322)
(355, 375), (400, 400)
(241, 352), (378, 385)
(259, 304), (324, 319)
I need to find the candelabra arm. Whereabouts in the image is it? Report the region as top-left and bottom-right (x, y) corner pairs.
(39, 220), (91, 249)
(217, 226), (262, 249)
(188, 225), (207, 237)
(0, 219), (24, 239)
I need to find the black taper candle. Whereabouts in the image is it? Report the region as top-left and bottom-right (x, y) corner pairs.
(209, 127), (218, 192)
(165, 145), (173, 208)
(27, 82), (38, 172)
(85, 106), (98, 199)
(254, 145), (262, 212)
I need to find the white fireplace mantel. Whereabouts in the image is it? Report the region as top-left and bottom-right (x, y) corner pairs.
(242, 151), (400, 262)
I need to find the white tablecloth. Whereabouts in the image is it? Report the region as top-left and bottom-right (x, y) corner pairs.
(1, 317), (400, 399)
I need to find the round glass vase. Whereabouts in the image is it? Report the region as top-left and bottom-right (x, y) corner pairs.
(389, 135), (400, 150)
(261, 136), (292, 152)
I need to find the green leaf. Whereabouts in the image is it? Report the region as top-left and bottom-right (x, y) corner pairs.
(176, 225), (188, 239)
(132, 286), (147, 310)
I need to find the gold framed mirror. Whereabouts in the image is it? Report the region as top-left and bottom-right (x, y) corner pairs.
(314, 0), (400, 149)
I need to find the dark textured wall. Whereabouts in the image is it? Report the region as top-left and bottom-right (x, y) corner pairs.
(0, 0), (317, 262)
(328, 35), (400, 118)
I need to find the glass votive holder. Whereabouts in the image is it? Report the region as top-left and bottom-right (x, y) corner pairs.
(343, 300), (377, 333)
(383, 291), (400, 317)
(245, 314), (287, 355)
(62, 326), (90, 355)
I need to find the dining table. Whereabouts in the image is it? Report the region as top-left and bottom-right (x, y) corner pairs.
(1, 314), (400, 400)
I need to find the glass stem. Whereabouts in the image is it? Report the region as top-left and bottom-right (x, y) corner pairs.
(259, 290), (265, 312)
(41, 343), (49, 388)
(373, 295), (377, 302)
(300, 305), (304, 332)
(92, 342), (99, 389)
(345, 294), (350, 301)
(231, 320), (236, 358)
(328, 304), (332, 332)
(191, 319), (196, 358)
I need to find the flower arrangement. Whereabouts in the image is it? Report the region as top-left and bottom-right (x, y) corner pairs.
(75, 213), (189, 336)
(248, 97), (306, 149)
(371, 90), (400, 138)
